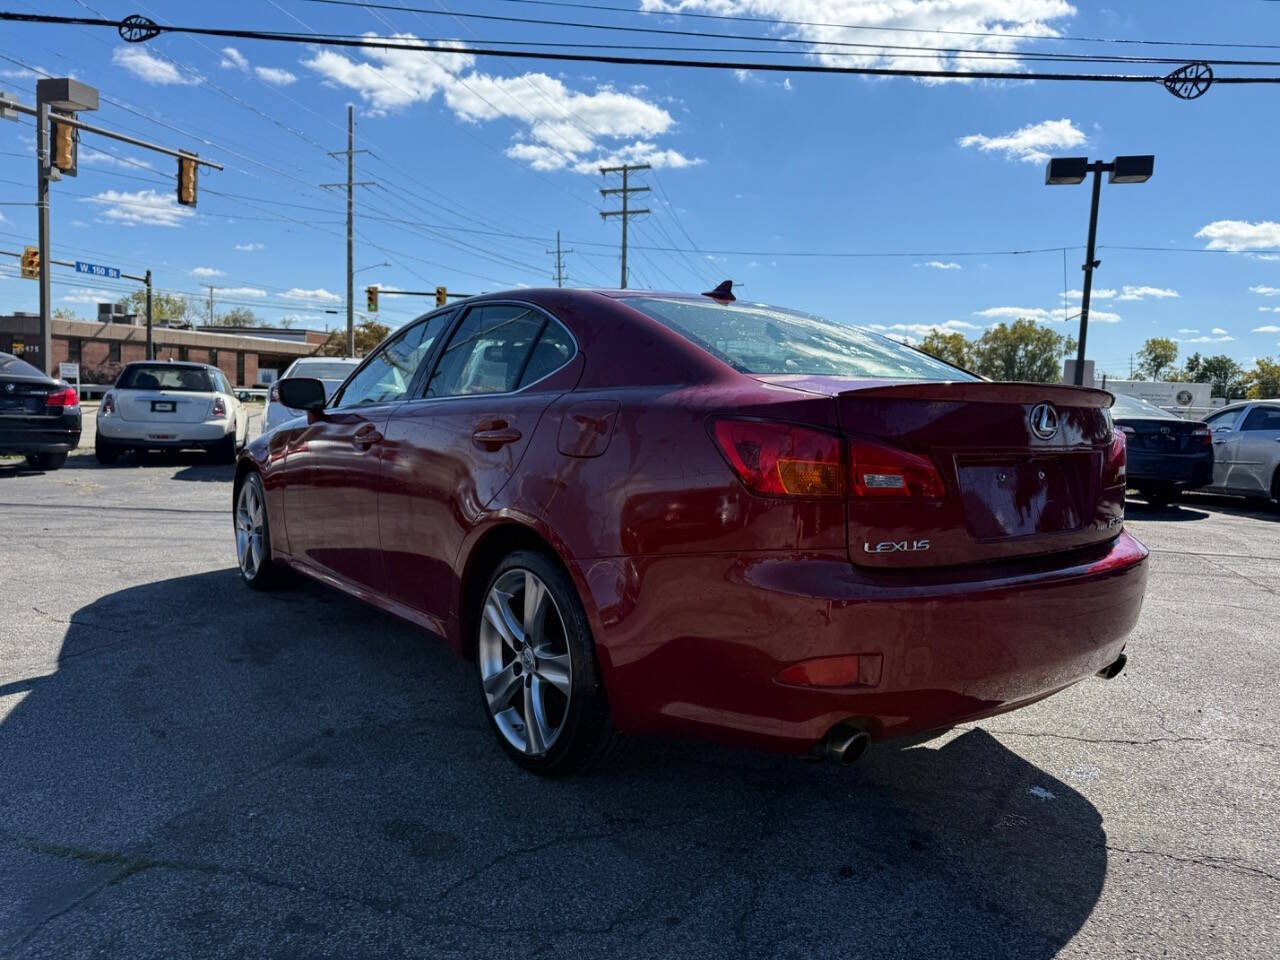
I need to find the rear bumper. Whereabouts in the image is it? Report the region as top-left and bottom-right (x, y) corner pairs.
(0, 416), (82, 456)
(97, 417), (230, 447)
(1128, 451), (1213, 488)
(586, 531), (1149, 754)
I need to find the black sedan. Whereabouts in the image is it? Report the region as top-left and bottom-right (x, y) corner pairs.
(0, 351), (81, 470)
(1111, 393), (1212, 506)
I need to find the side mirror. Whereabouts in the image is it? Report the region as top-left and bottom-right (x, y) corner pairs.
(277, 377), (327, 414)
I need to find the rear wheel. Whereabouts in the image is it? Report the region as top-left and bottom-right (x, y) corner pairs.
(94, 437), (122, 465)
(476, 550), (620, 776)
(24, 451), (67, 471)
(235, 472), (283, 590)
(1137, 484), (1174, 507)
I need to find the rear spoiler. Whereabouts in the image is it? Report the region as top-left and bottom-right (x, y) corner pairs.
(838, 380), (1115, 409)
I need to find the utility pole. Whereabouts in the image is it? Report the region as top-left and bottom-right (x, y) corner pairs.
(322, 105), (372, 357)
(207, 285), (215, 325)
(145, 269), (153, 359)
(600, 163), (650, 289)
(546, 230), (571, 287)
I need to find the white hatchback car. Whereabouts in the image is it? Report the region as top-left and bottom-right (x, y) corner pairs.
(96, 361), (247, 464)
(261, 356), (360, 432)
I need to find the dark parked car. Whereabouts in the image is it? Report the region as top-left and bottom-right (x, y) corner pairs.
(1110, 393), (1213, 506)
(0, 351), (81, 470)
(233, 288), (1148, 774)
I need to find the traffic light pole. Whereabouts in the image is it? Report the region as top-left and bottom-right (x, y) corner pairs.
(35, 93), (52, 374)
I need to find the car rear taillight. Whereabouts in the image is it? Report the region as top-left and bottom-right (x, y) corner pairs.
(45, 386), (79, 408)
(848, 438), (945, 499)
(712, 419), (844, 498)
(212, 396), (227, 419)
(101, 392), (115, 416)
(1191, 424), (1211, 447)
(1105, 428), (1127, 485)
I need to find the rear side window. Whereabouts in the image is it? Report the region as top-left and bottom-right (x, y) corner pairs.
(1241, 406), (1280, 431)
(625, 297), (975, 381)
(117, 364), (214, 392)
(426, 305), (549, 398)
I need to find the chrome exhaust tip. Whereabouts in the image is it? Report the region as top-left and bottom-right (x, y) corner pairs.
(820, 723), (871, 766)
(1096, 652), (1127, 680)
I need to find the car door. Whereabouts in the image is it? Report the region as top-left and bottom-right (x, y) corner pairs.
(1234, 405), (1280, 495)
(1206, 407), (1246, 490)
(283, 316), (446, 593)
(378, 303), (582, 628)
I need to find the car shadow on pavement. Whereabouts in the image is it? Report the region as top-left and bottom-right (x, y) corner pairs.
(0, 570), (1107, 960)
(1178, 492), (1279, 523)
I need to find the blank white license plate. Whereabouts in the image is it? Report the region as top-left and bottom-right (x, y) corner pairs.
(151, 400), (176, 413)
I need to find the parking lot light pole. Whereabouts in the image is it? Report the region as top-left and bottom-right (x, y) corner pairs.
(1046, 155), (1154, 386)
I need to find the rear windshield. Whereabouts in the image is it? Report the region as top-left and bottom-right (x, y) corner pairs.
(117, 364), (215, 392)
(1110, 394), (1180, 420)
(625, 297), (975, 381)
(288, 360), (359, 381)
(0, 353), (45, 379)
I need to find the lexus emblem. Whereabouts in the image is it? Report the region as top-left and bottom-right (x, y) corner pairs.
(1029, 402), (1059, 440)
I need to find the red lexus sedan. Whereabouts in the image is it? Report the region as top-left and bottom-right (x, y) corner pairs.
(234, 288), (1147, 774)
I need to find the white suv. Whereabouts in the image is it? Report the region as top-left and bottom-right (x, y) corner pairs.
(261, 356), (360, 432)
(96, 361), (247, 464)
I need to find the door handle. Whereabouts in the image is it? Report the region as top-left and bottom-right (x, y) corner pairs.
(1213, 439), (1228, 445)
(472, 422), (522, 449)
(352, 424), (384, 450)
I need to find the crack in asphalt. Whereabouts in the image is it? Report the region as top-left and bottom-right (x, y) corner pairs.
(982, 728), (1277, 751)
(1106, 845), (1280, 885)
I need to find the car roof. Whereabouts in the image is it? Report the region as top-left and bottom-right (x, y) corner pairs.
(123, 360), (218, 371)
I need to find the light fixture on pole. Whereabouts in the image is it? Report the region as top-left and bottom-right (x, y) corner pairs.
(1046, 154), (1153, 386)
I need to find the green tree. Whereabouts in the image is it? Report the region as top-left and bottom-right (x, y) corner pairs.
(208, 306), (262, 327)
(970, 319), (1076, 383)
(1183, 352), (1246, 399)
(918, 330), (973, 370)
(320, 318), (389, 357)
(1245, 357), (1280, 399)
(116, 287), (192, 325)
(1136, 337), (1179, 381)
(52, 307), (81, 321)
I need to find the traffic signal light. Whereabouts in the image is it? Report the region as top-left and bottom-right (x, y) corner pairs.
(19, 245), (39, 280)
(50, 116), (77, 176)
(177, 154), (198, 206)
(366, 285), (378, 313)
(435, 285), (447, 307)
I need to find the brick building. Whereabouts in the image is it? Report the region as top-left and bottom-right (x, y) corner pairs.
(0, 313), (329, 386)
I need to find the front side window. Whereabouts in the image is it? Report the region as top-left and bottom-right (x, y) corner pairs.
(336, 312), (450, 408)
(1241, 406), (1280, 432)
(425, 305), (549, 398)
(1205, 408), (1243, 432)
(624, 297), (977, 381)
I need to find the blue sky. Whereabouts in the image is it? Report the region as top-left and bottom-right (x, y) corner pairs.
(2, 0), (1280, 379)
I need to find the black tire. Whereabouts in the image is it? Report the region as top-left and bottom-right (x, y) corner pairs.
(475, 549), (622, 776)
(24, 451), (67, 471)
(213, 432), (237, 465)
(1138, 484), (1172, 507)
(95, 437), (122, 465)
(234, 471), (285, 590)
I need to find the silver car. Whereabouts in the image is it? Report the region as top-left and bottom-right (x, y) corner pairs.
(1203, 400), (1280, 502)
(261, 356), (360, 432)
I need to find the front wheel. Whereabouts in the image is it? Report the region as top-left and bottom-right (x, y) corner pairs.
(475, 550), (621, 776)
(235, 472), (284, 590)
(24, 451), (67, 471)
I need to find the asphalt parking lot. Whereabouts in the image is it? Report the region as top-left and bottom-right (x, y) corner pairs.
(2, 420), (1278, 959)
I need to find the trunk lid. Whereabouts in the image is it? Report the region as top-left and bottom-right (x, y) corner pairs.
(759, 376), (1125, 568)
(1117, 416), (1206, 455)
(115, 389), (213, 424)
(0, 376), (55, 417)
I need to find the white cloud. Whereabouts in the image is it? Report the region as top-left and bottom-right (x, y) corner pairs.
(79, 147), (153, 170)
(303, 35), (698, 173)
(923, 261), (962, 270)
(1250, 285), (1280, 296)
(977, 305), (1121, 324)
(1116, 285), (1179, 301)
(1211, 327), (1230, 335)
(1178, 328), (1200, 334)
(1061, 288), (1116, 300)
(866, 320), (980, 338)
(82, 189), (194, 227)
(1181, 334), (1235, 344)
(213, 287), (268, 298)
(958, 118), (1085, 164)
(234, 242), (264, 252)
(112, 46), (198, 86)
(61, 287), (116, 304)
(190, 267), (224, 278)
(220, 47), (250, 72)
(255, 66), (297, 86)
(1195, 220), (1280, 252)
(641, 1), (1075, 75)
(282, 287), (342, 303)
(1253, 324), (1280, 333)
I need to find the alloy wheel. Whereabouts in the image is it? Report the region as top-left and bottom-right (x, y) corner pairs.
(235, 479), (265, 580)
(478, 568), (573, 757)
